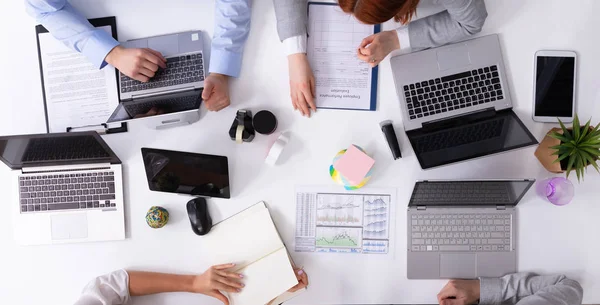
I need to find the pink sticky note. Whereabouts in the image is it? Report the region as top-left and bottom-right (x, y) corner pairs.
(334, 145), (375, 185)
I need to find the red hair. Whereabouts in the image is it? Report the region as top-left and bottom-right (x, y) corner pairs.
(338, 0), (420, 25)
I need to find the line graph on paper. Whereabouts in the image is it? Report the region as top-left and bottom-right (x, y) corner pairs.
(316, 227), (362, 248)
(316, 194), (364, 226)
(363, 195), (390, 239)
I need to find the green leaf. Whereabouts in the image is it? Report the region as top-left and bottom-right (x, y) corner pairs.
(548, 133), (570, 143)
(566, 155), (576, 178)
(579, 150), (600, 173)
(579, 144), (600, 149)
(558, 119), (572, 138)
(580, 119), (592, 140)
(576, 157), (584, 182)
(552, 152), (571, 163)
(572, 115), (581, 141)
(581, 147), (600, 157)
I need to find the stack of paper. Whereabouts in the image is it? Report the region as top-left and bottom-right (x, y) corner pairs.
(202, 202), (301, 305)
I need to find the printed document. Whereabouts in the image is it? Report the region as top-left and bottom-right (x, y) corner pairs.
(295, 186), (396, 255)
(307, 4), (378, 110)
(38, 26), (119, 132)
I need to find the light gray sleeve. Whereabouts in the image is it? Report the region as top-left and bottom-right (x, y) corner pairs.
(273, 0), (307, 41)
(479, 272), (583, 305)
(74, 270), (131, 305)
(408, 0), (488, 49)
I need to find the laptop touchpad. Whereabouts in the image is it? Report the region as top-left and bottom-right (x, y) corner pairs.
(51, 214), (88, 240)
(440, 253), (476, 279)
(437, 45), (471, 71)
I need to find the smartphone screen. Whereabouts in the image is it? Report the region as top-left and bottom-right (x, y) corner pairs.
(534, 56), (575, 117)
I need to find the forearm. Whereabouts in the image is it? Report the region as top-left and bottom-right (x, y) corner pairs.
(25, 0), (119, 68)
(128, 271), (196, 296)
(210, 0), (251, 77)
(479, 273), (583, 305)
(408, 0), (487, 49)
(273, 0), (307, 41)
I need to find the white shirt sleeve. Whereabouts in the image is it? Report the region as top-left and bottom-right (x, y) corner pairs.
(283, 35), (307, 55)
(396, 25), (412, 52)
(74, 270), (131, 305)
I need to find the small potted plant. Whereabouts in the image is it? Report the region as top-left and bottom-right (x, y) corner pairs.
(535, 115), (600, 181)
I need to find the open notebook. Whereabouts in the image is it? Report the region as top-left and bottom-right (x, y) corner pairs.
(202, 202), (304, 305)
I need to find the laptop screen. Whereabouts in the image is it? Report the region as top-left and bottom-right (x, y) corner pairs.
(408, 180), (535, 207)
(406, 110), (538, 169)
(0, 132), (120, 170)
(142, 148), (230, 199)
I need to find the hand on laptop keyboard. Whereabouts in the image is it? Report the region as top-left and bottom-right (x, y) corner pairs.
(202, 73), (231, 111)
(106, 46), (167, 82)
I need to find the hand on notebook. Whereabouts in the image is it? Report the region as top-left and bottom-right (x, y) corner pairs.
(105, 46), (167, 82)
(288, 267), (309, 292)
(202, 73), (231, 112)
(193, 263), (244, 305)
(288, 54), (316, 117)
(357, 30), (400, 67)
(437, 279), (480, 305)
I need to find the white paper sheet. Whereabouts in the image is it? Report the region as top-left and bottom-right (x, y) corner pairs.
(38, 26), (119, 133)
(295, 186), (396, 255)
(201, 202), (298, 305)
(307, 4), (377, 110)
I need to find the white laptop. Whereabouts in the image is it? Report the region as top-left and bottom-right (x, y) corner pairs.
(0, 132), (125, 245)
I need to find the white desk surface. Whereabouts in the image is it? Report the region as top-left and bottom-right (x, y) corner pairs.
(1, 0), (600, 304)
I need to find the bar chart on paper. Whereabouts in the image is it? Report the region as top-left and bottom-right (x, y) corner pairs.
(295, 187), (395, 254)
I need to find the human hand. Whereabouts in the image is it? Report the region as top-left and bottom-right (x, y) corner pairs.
(288, 54), (316, 117)
(437, 279), (480, 305)
(202, 73), (231, 111)
(192, 263), (244, 305)
(357, 30), (400, 67)
(288, 267), (309, 292)
(105, 46), (166, 82)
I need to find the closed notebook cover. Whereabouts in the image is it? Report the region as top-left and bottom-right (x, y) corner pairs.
(201, 202), (298, 305)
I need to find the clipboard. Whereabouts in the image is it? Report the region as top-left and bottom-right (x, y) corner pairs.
(35, 16), (127, 134)
(307, 2), (380, 111)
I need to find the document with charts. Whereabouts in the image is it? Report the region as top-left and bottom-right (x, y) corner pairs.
(295, 186), (395, 255)
(307, 2), (380, 111)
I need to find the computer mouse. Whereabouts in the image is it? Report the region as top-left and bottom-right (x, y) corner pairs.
(186, 197), (212, 236)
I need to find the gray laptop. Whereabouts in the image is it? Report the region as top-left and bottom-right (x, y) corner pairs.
(406, 179), (534, 279)
(108, 31), (206, 129)
(390, 34), (537, 169)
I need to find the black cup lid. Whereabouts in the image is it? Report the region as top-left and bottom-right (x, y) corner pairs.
(253, 110), (277, 135)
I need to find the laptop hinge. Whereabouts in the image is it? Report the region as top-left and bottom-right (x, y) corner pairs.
(131, 86), (195, 99)
(496, 205), (506, 210)
(422, 108), (496, 132)
(417, 205), (427, 211)
(22, 163), (112, 173)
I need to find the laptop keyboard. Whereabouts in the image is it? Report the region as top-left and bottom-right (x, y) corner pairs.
(22, 136), (110, 162)
(410, 213), (512, 252)
(414, 118), (504, 153)
(402, 65), (504, 120)
(124, 94), (200, 117)
(19, 171), (116, 213)
(120, 52), (204, 93)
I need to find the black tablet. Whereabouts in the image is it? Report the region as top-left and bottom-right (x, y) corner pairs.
(141, 148), (230, 198)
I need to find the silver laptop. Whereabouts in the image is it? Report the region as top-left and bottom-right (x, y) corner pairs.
(406, 179), (534, 279)
(108, 31), (206, 129)
(0, 132), (125, 245)
(391, 34), (537, 169)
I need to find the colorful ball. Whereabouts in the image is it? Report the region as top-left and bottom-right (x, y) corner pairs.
(329, 146), (373, 190)
(146, 206), (169, 229)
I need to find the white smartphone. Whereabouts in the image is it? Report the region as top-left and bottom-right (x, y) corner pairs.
(532, 50), (577, 123)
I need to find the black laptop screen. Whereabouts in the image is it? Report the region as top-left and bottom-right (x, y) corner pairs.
(408, 180), (535, 207)
(407, 110), (538, 169)
(0, 132), (119, 170)
(142, 148), (230, 199)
